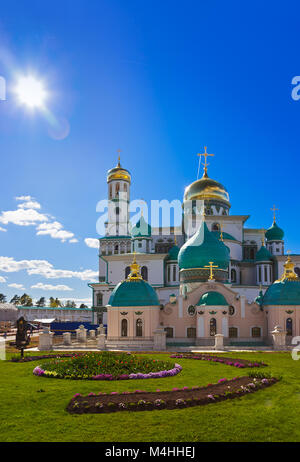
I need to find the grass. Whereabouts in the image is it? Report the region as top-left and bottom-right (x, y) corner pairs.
(0, 350), (300, 442)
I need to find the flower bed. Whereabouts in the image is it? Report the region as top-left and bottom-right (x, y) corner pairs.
(170, 354), (267, 368)
(32, 351), (182, 380)
(66, 375), (278, 414)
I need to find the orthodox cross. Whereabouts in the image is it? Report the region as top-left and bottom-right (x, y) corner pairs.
(270, 205), (278, 223)
(197, 146), (214, 178)
(117, 149), (121, 166)
(204, 261), (218, 280)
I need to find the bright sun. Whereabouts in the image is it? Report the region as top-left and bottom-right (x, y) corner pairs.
(15, 75), (47, 109)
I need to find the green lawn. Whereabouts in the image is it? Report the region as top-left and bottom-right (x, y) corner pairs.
(0, 351), (300, 442)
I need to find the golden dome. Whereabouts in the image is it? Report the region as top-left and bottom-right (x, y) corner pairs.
(107, 157), (131, 183)
(183, 172), (230, 206)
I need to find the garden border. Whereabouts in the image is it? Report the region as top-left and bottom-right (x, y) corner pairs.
(170, 353), (267, 368)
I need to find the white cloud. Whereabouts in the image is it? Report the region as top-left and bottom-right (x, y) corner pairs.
(0, 208), (49, 226)
(0, 196), (77, 243)
(31, 283), (73, 291)
(0, 256), (98, 282)
(0, 276), (6, 282)
(85, 238), (99, 249)
(0, 227), (6, 232)
(18, 200), (41, 210)
(8, 283), (25, 289)
(36, 221), (75, 242)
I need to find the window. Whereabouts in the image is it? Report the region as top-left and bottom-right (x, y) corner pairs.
(264, 266), (268, 281)
(115, 183), (120, 194)
(228, 306), (235, 316)
(165, 327), (174, 338)
(187, 327), (196, 338)
(124, 183), (127, 192)
(210, 318), (217, 336)
(231, 269), (237, 283)
(286, 318), (293, 336)
(173, 265), (177, 281)
(115, 206), (120, 215)
(212, 223), (220, 231)
(167, 265), (171, 282)
(138, 242), (142, 248)
(258, 266), (262, 283)
(125, 266), (130, 279)
(251, 327), (261, 338)
(141, 266), (148, 281)
(97, 294), (103, 306)
(187, 305), (196, 316)
(229, 327), (238, 338)
(109, 184), (112, 198)
(136, 318), (143, 337)
(114, 244), (119, 254)
(121, 319), (128, 337)
(250, 248), (255, 260)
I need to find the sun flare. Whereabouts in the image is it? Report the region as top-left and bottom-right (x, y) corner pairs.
(14, 75), (47, 109)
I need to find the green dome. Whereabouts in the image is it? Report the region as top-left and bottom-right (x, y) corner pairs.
(178, 221), (230, 270)
(131, 216), (151, 238)
(263, 279), (300, 306)
(167, 245), (180, 261)
(255, 245), (272, 262)
(196, 291), (228, 306)
(265, 221), (284, 241)
(108, 279), (160, 307)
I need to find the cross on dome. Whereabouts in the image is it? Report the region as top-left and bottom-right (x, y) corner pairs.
(197, 146), (214, 178)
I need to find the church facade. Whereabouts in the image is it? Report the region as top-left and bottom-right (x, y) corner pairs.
(89, 152), (300, 348)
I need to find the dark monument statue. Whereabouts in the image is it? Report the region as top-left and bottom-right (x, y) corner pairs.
(15, 317), (30, 358)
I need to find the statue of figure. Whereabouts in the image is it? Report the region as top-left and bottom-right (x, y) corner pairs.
(15, 317), (30, 357)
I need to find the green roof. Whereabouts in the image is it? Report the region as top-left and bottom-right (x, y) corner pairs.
(212, 231), (237, 241)
(255, 245), (272, 262)
(196, 291), (228, 306)
(99, 235), (131, 240)
(108, 279), (160, 307)
(178, 221), (230, 270)
(131, 216), (152, 238)
(265, 221), (284, 241)
(167, 245), (180, 261)
(262, 279), (300, 306)
(17, 305), (92, 311)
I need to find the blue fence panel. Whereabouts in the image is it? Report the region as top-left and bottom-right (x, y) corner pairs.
(50, 321), (106, 336)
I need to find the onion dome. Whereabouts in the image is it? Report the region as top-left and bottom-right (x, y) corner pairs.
(262, 256), (300, 306)
(108, 255), (159, 307)
(255, 244), (272, 262)
(265, 221), (284, 241)
(184, 176), (230, 206)
(178, 220), (230, 270)
(167, 244), (180, 261)
(196, 291), (228, 306)
(131, 215), (151, 238)
(107, 157), (131, 183)
(0, 303), (18, 322)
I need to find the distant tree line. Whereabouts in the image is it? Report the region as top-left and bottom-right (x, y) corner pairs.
(0, 293), (88, 309)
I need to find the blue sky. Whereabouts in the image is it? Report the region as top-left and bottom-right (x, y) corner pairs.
(0, 0), (299, 304)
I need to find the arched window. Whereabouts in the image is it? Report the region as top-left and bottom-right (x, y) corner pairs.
(124, 183), (127, 192)
(229, 327), (238, 338)
(141, 266), (148, 281)
(121, 319), (128, 337)
(210, 318), (217, 336)
(164, 327), (174, 338)
(96, 293), (103, 306)
(115, 183), (120, 194)
(136, 318), (143, 337)
(286, 318), (293, 336)
(114, 244), (119, 254)
(251, 327), (261, 338)
(258, 266), (262, 283)
(212, 223), (220, 231)
(187, 327), (196, 338)
(115, 206), (120, 215)
(125, 266), (130, 279)
(167, 265), (171, 282)
(250, 248), (255, 260)
(173, 265), (177, 281)
(231, 269), (237, 282)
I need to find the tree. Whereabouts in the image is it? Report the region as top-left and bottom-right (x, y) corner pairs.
(0, 293), (6, 303)
(49, 297), (62, 308)
(36, 297), (46, 307)
(65, 300), (77, 308)
(80, 303), (88, 309)
(20, 293), (33, 307)
(10, 295), (21, 305)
